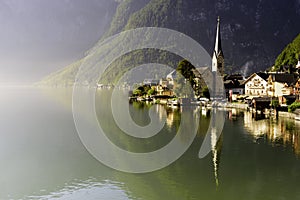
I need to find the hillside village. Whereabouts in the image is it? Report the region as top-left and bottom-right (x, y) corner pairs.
(128, 17), (300, 112)
(129, 66), (300, 105)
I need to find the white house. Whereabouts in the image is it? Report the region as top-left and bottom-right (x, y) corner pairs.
(267, 73), (295, 97)
(244, 72), (269, 96)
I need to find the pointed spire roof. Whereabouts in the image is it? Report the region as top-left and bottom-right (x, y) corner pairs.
(213, 16), (223, 58)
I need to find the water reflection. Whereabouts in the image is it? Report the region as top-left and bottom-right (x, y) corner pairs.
(244, 111), (300, 157)
(28, 179), (130, 200)
(212, 132), (223, 188)
(128, 100), (224, 189)
(2, 88), (300, 200)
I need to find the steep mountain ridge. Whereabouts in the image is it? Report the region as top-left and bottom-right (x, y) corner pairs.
(39, 0), (300, 86)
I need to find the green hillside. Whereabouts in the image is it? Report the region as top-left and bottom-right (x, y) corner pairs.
(37, 59), (83, 87)
(37, 0), (300, 87)
(273, 33), (300, 71)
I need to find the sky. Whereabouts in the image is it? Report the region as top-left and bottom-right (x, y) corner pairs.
(0, 0), (117, 85)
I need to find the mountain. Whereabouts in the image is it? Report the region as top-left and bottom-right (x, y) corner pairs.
(272, 33), (300, 72)
(38, 0), (300, 86)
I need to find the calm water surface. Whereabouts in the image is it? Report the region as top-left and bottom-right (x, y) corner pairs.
(1, 88), (300, 200)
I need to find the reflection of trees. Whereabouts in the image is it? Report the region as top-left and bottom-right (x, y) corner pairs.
(109, 108), (226, 200)
(178, 107), (198, 145)
(244, 112), (300, 157)
(96, 90), (173, 153)
(95, 90), (199, 153)
(95, 90), (220, 199)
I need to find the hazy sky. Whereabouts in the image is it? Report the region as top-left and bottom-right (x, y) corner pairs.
(0, 0), (117, 84)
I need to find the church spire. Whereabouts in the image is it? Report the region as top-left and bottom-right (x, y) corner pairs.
(212, 16), (224, 75)
(214, 16), (223, 57)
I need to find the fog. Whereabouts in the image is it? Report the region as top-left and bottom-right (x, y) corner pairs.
(0, 0), (118, 84)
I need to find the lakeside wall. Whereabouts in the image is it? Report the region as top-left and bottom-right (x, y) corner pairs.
(278, 111), (296, 119)
(226, 103), (248, 110)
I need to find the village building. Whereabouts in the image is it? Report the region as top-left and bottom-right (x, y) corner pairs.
(155, 85), (173, 96)
(295, 78), (300, 99)
(143, 79), (160, 86)
(244, 72), (269, 96)
(224, 74), (245, 94)
(159, 78), (168, 87)
(136, 17), (227, 101)
(166, 70), (177, 87)
(267, 73), (295, 97)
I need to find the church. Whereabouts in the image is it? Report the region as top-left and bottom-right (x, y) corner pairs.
(165, 16), (226, 98)
(212, 16), (225, 76)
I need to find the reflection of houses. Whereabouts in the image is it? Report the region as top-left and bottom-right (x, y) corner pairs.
(244, 111), (300, 157)
(244, 72), (268, 96)
(166, 111), (175, 128)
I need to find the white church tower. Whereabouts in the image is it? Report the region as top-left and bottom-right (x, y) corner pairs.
(212, 16), (224, 76)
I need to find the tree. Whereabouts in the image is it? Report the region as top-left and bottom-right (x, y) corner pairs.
(132, 85), (151, 97)
(174, 59), (200, 98)
(173, 74), (193, 98)
(273, 33), (300, 72)
(177, 59), (196, 88)
(133, 88), (143, 96)
(271, 99), (279, 108)
(147, 88), (156, 96)
(202, 86), (210, 99)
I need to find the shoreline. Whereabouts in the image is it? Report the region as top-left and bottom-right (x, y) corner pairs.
(226, 103), (298, 120)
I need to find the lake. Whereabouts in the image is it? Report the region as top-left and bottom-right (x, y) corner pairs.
(1, 87), (300, 200)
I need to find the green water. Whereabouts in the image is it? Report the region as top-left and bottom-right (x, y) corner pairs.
(1, 88), (300, 200)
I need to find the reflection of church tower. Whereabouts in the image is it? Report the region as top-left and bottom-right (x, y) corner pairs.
(212, 16), (224, 76)
(211, 125), (223, 188)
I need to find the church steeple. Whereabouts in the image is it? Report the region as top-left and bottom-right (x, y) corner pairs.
(212, 16), (224, 76)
